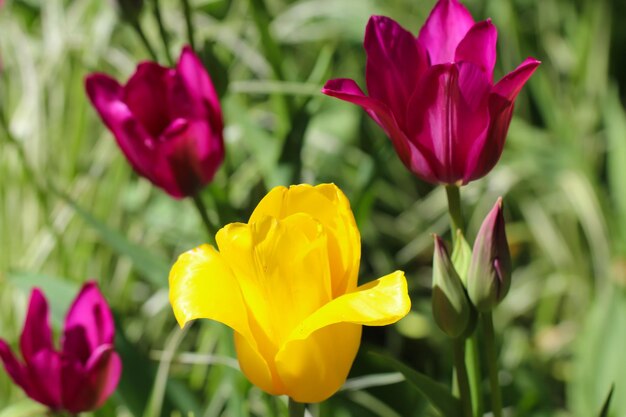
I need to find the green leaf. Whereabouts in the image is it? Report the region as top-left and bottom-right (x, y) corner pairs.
(598, 384), (615, 417)
(57, 192), (170, 287)
(370, 352), (462, 417)
(451, 230), (472, 286)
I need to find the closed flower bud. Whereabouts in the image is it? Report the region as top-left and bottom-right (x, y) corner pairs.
(467, 198), (511, 312)
(432, 235), (476, 339)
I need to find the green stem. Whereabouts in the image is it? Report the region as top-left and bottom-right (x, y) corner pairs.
(191, 193), (215, 241)
(452, 340), (473, 417)
(445, 185), (464, 239)
(481, 312), (502, 417)
(153, 0), (173, 65)
(288, 398), (306, 417)
(465, 334), (484, 417)
(443, 184), (482, 417)
(180, 0), (196, 50)
(130, 20), (159, 61)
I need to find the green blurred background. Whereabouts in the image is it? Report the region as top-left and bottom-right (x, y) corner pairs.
(2, 0), (626, 415)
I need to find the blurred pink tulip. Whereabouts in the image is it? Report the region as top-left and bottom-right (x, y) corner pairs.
(0, 282), (121, 413)
(86, 46), (224, 198)
(323, 0), (540, 185)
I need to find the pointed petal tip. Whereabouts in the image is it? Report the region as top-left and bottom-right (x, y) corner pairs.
(322, 78), (361, 94)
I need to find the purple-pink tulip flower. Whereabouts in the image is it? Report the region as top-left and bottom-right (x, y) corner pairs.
(86, 46), (224, 199)
(0, 282), (121, 413)
(322, 0), (540, 185)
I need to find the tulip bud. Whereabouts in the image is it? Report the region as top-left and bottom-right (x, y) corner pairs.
(451, 229), (472, 286)
(432, 235), (476, 339)
(467, 198), (512, 312)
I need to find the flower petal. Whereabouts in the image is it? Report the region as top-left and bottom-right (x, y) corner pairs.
(20, 289), (53, 362)
(406, 63), (490, 184)
(60, 344), (121, 412)
(25, 349), (62, 409)
(216, 215), (332, 347)
(122, 62), (174, 137)
(0, 340), (30, 395)
(170, 243), (275, 396)
(283, 270), (410, 344)
(249, 184), (361, 296)
(153, 119), (224, 198)
(234, 331), (282, 396)
(455, 20), (498, 77)
(493, 57), (541, 101)
(176, 46), (224, 130)
(63, 281), (115, 361)
(85, 73), (155, 179)
(322, 79), (439, 183)
(463, 94), (512, 182)
(417, 0), (475, 65)
(364, 16), (428, 128)
(275, 323), (361, 403)
(169, 244), (253, 340)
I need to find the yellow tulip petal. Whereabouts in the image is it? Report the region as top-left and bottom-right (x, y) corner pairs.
(275, 323), (361, 403)
(234, 331), (282, 396)
(284, 270), (411, 344)
(169, 244), (251, 337)
(250, 183), (361, 297)
(217, 215), (332, 348)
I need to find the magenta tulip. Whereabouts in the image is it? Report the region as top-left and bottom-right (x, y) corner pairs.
(322, 0), (540, 185)
(0, 282), (121, 413)
(86, 46), (224, 198)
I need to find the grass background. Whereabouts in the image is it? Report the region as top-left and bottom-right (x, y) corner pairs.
(1, 0), (626, 415)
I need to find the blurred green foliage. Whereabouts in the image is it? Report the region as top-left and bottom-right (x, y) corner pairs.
(1, 0), (626, 416)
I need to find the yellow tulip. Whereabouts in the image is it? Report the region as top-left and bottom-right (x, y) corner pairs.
(169, 184), (411, 403)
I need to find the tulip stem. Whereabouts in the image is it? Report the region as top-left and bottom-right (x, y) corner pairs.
(465, 334), (484, 417)
(481, 312), (503, 417)
(130, 20), (159, 61)
(288, 398), (306, 417)
(191, 194), (215, 241)
(445, 185), (464, 239)
(180, 0), (196, 51)
(453, 340), (473, 417)
(444, 184), (483, 416)
(153, 0), (174, 65)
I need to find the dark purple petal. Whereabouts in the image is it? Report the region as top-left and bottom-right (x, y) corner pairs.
(322, 78), (438, 182)
(493, 57), (541, 101)
(417, 0), (475, 65)
(85, 73), (156, 179)
(175, 46), (224, 131)
(152, 119), (224, 198)
(0, 340), (30, 394)
(25, 349), (63, 409)
(61, 357), (89, 411)
(122, 62), (175, 137)
(19, 289), (53, 362)
(61, 345), (120, 412)
(405, 63), (490, 184)
(364, 16), (428, 129)
(63, 282), (115, 360)
(455, 19), (498, 77)
(84, 345), (122, 410)
(464, 93), (513, 182)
